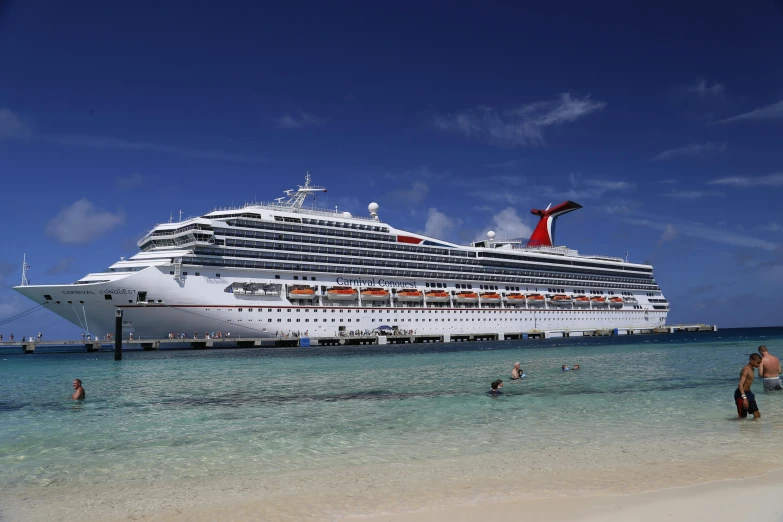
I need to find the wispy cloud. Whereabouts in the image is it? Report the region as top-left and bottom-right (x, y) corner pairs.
(714, 100), (783, 124)
(45, 199), (125, 245)
(683, 78), (725, 97)
(651, 141), (726, 161)
(431, 93), (605, 147)
(659, 224), (678, 243)
(626, 218), (777, 251)
(276, 111), (326, 129)
(761, 222), (783, 233)
(484, 159), (519, 168)
(0, 107), (32, 139)
(45, 257), (76, 275)
(661, 190), (724, 199)
(387, 181), (430, 204)
(115, 172), (144, 189)
(420, 208), (462, 240)
(48, 134), (265, 163)
(0, 108), (264, 163)
(542, 173), (632, 200)
(656, 179), (678, 185)
(708, 173), (783, 187)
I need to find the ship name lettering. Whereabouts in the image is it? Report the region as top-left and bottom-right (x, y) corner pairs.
(99, 289), (137, 295)
(336, 277), (415, 289)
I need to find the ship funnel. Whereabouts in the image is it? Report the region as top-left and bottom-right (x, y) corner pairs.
(527, 201), (582, 247)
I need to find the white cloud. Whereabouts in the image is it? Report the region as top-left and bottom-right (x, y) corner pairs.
(761, 222), (782, 233)
(714, 100), (783, 124)
(0, 108), (32, 139)
(542, 174), (632, 200)
(431, 93), (605, 147)
(388, 181), (430, 204)
(45, 199), (125, 245)
(659, 224), (678, 242)
(480, 207), (534, 241)
(276, 111), (326, 129)
(708, 173), (783, 187)
(115, 172), (144, 189)
(421, 208), (462, 239)
(49, 134), (264, 163)
(652, 142), (726, 161)
(626, 218), (777, 251)
(661, 190), (724, 199)
(684, 78), (725, 97)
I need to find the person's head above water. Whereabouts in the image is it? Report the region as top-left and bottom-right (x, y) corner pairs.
(514, 362), (520, 368)
(749, 353), (762, 367)
(759, 345), (768, 355)
(73, 379), (82, 388)
(573, 364), (580, 370)
(561, 365), (569, 371)
(491, 379), (503, 390)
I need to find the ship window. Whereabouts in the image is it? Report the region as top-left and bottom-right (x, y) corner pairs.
(294, 276), (298, 280)
(183, 272), (187, 276)
(104, 295), (112, 301)
(275, 275), (280, 279)
(170, 271), (175, 275)
(195, 272), (200, 276)
(216, 273), (221, 278)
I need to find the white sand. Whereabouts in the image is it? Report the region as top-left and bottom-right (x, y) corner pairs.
(356, 472), (783, 522)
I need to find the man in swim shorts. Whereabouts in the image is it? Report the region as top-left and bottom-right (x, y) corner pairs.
(758, 346), (782, 392)
(735, 354), (761, 419)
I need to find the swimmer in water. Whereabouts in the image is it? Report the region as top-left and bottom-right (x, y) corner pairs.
(511, 362), (525, 380)
(561, 365), (570, 371)
(72, 379), (85, 400)
(572, 364), (580, 371)
(488, 379), (503, 394)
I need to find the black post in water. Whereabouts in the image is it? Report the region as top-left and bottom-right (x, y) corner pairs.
(114, 309), (123, 361)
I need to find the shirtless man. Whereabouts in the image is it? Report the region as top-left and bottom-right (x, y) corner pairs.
(735, 354), (761, 419)
(72, 379), (85, 400)
(511, 362), (523, 380)
(758, 346), (782, 392)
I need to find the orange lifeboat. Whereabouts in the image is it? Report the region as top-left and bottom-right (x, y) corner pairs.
(425, 290), (451, 303)
(479, 292), (501, 303)
(573, 295), (590, 308)
(288, 285), (316, 300)
(609, 296), (624, 308)
(455, 291), (478, 303)
(360, 287), (390, 302)
(550, 294), (573, 308)
(590, 296), (608, 307)
(325, 286), (359, 301)
(505, 293), (526, 307)
(527, 293), (545, 307)
(396, 289), (423, 302)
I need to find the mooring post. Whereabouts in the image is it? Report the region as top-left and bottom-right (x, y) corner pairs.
(114, 309), (122, 361)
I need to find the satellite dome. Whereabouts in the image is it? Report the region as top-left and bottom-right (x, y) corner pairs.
(342, 211), (353, 218)
(368, 202), (379, 214)
(487, 231), (496, 240)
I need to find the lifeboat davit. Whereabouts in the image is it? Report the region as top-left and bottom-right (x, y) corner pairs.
(573, 295), (590, 308)
(396, 289), (423, 302)
(609, 296), (624, 308)
(454, 291), (478, 303)
(425, 290), (451, 303)
(360, 287), (390, 301)
(505, 293), (527, 306)
(590, 296), (608, 307)
(527, 293), (545, 307)
(288, 285), (317, 300)
(550, 294), (573, 308)
(325, 286), (359, 301)
(479, 292), (501, 304)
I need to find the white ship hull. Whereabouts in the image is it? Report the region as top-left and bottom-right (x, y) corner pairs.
(15, 266), (668, 340)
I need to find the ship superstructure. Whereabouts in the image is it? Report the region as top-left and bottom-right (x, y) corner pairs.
(14, 174), (668, 339)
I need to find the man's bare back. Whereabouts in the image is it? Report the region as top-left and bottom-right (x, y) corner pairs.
(758, 346), (782, 391)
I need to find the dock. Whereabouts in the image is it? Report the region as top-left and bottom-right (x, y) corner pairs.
(0, 324), (717, 353)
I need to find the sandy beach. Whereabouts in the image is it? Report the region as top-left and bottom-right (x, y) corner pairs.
(359, 472), (783, 522)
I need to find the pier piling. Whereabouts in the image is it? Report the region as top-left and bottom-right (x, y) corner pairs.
(114, 310), (122, 361)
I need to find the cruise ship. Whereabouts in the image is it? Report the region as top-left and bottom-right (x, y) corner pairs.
(14, 174), (668, 339)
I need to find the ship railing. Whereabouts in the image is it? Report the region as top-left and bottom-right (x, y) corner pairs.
(208, 202), (379, 221)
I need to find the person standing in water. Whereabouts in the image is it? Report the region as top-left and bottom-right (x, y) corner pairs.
(735, 354), (762, 419)
(72, 379), (85, 400)
(758, 346), (782, 392)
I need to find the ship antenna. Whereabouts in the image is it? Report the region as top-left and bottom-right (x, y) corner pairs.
(21, 254), (29, 287)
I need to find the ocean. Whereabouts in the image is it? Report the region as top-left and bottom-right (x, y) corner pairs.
(2, 327), (783, 520)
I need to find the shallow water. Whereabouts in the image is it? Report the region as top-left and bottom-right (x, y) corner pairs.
(2, 328), (783, 519)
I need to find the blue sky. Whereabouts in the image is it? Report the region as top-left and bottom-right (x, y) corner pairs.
(1, 1), (782, 337)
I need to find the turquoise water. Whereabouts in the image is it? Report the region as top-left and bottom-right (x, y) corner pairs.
(2, 328), (783, 493)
